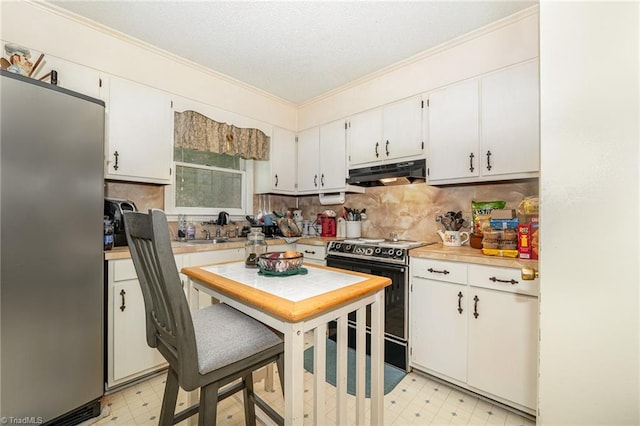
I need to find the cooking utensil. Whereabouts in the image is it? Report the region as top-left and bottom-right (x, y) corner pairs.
(28, 53), (44, 78)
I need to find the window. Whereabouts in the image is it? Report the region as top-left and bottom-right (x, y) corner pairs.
(165, 147), (253, 217)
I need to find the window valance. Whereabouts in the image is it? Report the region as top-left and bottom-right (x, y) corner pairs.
(174, 110), (270, 160)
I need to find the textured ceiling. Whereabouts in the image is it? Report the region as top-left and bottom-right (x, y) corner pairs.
(50, 1), (536, 104)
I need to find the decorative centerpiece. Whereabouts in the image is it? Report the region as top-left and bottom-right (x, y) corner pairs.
(257, 251), (306, 276)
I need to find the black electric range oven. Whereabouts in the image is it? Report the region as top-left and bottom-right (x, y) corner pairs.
(325, 238), (425, 371)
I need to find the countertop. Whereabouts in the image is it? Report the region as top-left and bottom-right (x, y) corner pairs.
(182, 261), (390, 322)
(106, 237), (538, 270)
(409, 243), (538, 269)
(104, 236), (340, 260)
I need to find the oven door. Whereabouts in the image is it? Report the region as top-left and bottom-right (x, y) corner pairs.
(326, 254), (408, 370)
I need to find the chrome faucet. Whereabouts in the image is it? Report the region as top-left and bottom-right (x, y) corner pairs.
(201, 229), (211, 240)
(215, 227), (221, 238)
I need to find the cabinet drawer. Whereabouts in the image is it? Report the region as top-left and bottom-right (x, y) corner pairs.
(113, 258), (137, 282)
(410, 258), (467, 284)
(468, 264), (539, 297)
(296, 243), (327, 262)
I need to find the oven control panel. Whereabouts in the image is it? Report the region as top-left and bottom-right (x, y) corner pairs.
(326, 241), (408, 263)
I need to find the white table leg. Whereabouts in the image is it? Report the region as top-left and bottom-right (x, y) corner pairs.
(355, 306), (366, 424)
(335, 315), (349, 425)
(283, 322), (305, 426)
(313, 323), (327, 426)
(370, 290), (385, 425)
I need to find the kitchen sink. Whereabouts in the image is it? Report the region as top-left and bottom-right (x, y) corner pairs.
(182, 237), (245, 245)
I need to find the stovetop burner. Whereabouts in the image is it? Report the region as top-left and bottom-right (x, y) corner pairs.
(327, 239), (426, 264)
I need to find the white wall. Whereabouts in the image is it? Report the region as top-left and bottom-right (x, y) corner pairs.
(0, 0), (297, 131)
(539, 2), (639, 424)
(297, 8), (538, 130)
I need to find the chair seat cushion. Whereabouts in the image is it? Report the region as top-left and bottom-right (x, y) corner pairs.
(192, 303), (282, 375)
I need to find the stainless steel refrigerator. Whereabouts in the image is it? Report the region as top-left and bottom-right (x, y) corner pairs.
(1, 70), (104, 424)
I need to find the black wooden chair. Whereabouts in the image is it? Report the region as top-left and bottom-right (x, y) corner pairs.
(123, 209), (284, 425)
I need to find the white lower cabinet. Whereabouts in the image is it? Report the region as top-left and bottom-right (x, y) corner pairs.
(106, 257), (168, 390)
(410, 258), (539, 414)
(295, 243), (327, 265)
(466, 264), (539, 411)
(107, 248), (246, 389)
(411, 276), (467, 382)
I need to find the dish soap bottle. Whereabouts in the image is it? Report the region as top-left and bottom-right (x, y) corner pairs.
(245, 227), (267, 268)
(187, 222), (196, 240)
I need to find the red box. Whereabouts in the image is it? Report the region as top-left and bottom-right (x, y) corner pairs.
(518, 216), (539, 260)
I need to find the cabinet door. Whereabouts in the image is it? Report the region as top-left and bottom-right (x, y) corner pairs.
(105, 76), (173, 184)
(39, 55), (101, 98)
(481, 60), (539, 177)
(382, 96), (424, 161)
(467, 287), (538, 409)
(319, 119), (347, 192)
(296, 127), (321, 193)
(410, 276), (467, 382)
(348, 108), (382, 167)
(427, 79), (480, 181)
(270, 127), (297, 194)
(112, 280), (166, 382)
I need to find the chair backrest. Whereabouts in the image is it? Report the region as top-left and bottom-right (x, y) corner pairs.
(123, 209), (199, 387)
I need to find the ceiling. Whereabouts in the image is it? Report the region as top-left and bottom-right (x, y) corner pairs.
(50, 1), (536, 105)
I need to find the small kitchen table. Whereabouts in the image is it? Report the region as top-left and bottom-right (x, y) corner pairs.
(181, 261), (391, 426)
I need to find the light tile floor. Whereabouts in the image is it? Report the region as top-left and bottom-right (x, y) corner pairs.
(96, 367), (535, 426)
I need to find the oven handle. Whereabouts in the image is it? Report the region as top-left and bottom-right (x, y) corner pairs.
(326, 255), (407, 274)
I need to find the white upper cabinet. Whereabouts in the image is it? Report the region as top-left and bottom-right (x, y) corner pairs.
(348, 96), (423, 168)
(426, 59), (539, 185)
(382, 95), (424, 161)
(255, 127), (297, 195)
(318, 119), (348, 192)
(427, 79), (480, 181)
(296, 127), (321, 193)
(44, 56), (101, 99)
(480, 60), (539, 177)
(347, 108), (383, 166)
(103, 75), (173, 184)
(297, 119), (349, 194)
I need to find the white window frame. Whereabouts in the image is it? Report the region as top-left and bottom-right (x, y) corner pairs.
(164, 160), (254, 221)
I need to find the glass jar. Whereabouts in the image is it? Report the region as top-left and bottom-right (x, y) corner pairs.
(245, 227), (267, 268)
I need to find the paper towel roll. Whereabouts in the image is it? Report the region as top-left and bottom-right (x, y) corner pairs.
(318, 192), (345, 205)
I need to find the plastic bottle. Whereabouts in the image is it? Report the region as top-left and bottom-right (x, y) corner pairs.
(104, 216), (114, 250)
(177, 215), (187, 241)
(187, 222), (196, 240)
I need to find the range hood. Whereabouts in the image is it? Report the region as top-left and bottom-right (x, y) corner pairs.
(347, 159), (426, 187)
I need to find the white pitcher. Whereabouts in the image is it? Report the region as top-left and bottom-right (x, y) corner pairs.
(437, 230), (470, 247)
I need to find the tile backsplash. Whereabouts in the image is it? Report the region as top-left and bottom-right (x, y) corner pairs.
(104, 180), (164, 212)
(107, 179), (538, 244)
(263, 179), (538, 243)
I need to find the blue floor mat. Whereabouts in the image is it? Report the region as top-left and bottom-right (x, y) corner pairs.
(303, 338), (406, 397)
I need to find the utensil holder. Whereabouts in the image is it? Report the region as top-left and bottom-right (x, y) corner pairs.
(346, 221), (361, 238)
